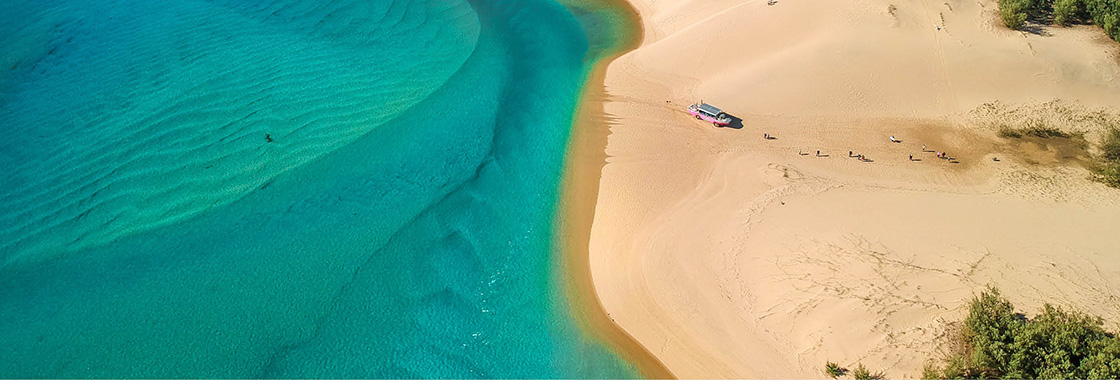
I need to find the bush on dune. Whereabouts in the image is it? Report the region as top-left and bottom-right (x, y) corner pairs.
(1098, 126), (1120, 161)
(826, 361), (847, 378)
(924, 286), (1120, 379)
(998, 0), (1049, 29)
(921, 362), (942, 379)
(1053, 0), (1084, 25)
(1084, 0), (1120, 40)
(1090, 127), (1120, 187)
(1090, 159), (1120, 187)
(851, 363), (886, 380)
(1000, 0), (1030, 30)
(997, 121), (1076, 139)
(852, 363), (872, 380)
(824, 361), (885, 379)
(996, 0), (1120, 42)
(1008, 304), (1116, 378)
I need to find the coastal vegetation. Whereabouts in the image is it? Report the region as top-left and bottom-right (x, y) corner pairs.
(979, 102), (1120, 186)
(824, 361), (885, 379)
(922, 287), (1120, 379)
(852, 363), (886, 380)
(997, 122), (1076, 139)
(1089, 127), (1120, 187)
(997, 0), (1120, 42)
(999, 0), (1030, 30)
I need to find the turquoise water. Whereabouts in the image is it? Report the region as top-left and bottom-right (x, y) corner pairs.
(0, 0), (639, 377)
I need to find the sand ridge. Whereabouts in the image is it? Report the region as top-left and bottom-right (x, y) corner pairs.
(590, 0), (1120, 377)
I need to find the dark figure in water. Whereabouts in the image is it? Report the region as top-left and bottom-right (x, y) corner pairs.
(266, 133), (274, 143)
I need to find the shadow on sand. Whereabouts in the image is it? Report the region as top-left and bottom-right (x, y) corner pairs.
(717, 115), (744, 129)
(1021, 23), (1051, 36)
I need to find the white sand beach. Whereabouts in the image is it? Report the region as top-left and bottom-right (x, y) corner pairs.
(588, 0), (1120, 377)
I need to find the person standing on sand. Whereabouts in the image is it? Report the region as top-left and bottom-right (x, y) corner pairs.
(849, 150), (853, 157)
(909, 154), (913, 161)
(817, 150), (821, 156)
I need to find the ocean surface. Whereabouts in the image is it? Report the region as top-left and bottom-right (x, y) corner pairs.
(0, 0), (639, 377)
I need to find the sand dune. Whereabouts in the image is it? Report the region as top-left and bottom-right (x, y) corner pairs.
(590, 0), (1120, 377)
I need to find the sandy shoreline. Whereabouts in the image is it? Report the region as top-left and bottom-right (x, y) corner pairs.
(589, 0), (1120, 377)
(558, 64), (675, 379)
(556, 0), (674, 377)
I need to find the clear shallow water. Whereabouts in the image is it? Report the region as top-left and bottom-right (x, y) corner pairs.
(0, 0), (639, 377)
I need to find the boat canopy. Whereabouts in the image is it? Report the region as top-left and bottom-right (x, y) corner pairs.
(698, 103), (724, 116)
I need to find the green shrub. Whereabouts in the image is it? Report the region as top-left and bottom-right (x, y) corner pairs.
(853, 363), (872, 380)
(1090, 160), (1120, 188)
(995, 0), (1120, 42)
(963, 286), (1020, 376)
(1099, 127), (1120, 161)
(921, 362), (941, 379)
(1080, 338), (1120, 378)
(1000, 0), (1030, 29)
(1090, 127), (1120, 188)
(939, 354), (976, 379)
(1053, 0), (1083, 25)
(1081, 0), (1120, 41)
(1007, 304), (1108, 378)
(826, 361), (847, 378)
(927, 286), (1120, 379)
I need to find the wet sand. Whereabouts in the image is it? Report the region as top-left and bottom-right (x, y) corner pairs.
(557, 1), (674, 377)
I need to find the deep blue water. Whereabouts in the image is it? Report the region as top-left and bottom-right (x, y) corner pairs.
(0, 0), (638, 377)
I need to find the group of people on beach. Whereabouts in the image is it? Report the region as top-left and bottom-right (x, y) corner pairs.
(785, 137), (963, 164)
(793, 148), (871, 161)
(924, 145), (956, 161)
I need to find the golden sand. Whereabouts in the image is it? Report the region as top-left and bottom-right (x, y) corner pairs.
(588, 0), (1120, 377)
